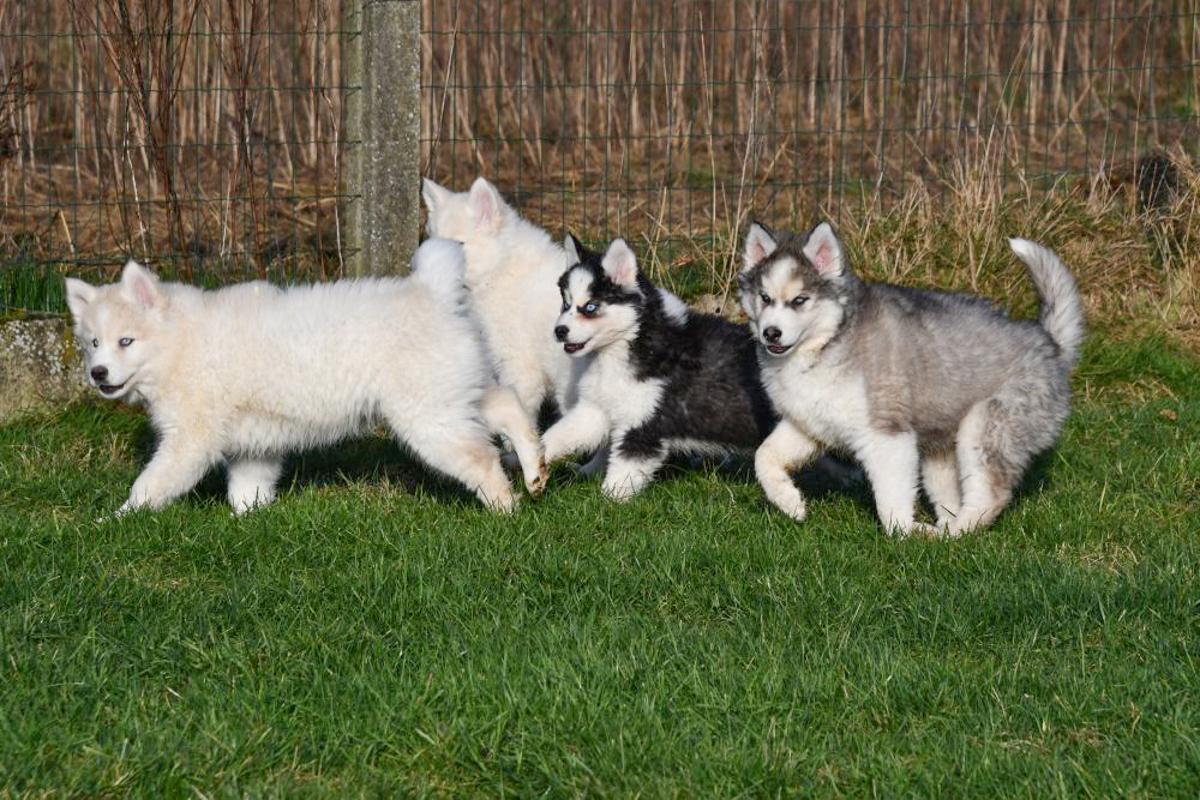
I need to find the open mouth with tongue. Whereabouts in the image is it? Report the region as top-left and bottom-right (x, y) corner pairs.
(765, 342), (792, 355)
(563, 341), (587, 355)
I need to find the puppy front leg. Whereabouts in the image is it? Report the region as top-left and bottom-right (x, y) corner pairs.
(118, 435), (217, 515)
(481, 384), (548, 497)
(856, 430), (927, 536)
(542, 401), (610, 465)
(755, 420), (820, 521)
(601, 434), (666, 502)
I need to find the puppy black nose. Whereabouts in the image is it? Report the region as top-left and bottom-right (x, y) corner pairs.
(763, 326), (782, 343)
(90, 366), (108, 382)
(554, 325), (569, 342)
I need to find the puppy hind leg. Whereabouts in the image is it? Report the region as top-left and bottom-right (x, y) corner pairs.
(949, 401), (1018, 536)
(226, 456), (284, 515)
(920, 449), (962, 529)
(949, 375), (1063, 536)
(481, 384), (548, 497)
(386, 406), (516, 513)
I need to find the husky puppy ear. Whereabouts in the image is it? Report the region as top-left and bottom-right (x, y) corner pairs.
(802, 222), (845, 280)
(743, 221), (778, 271)
(64, 278), (97, 318)
(467, 177), (505, 230)
(120, 260), (165, 310)
(421, 177), (452, 212)
(563, 232), (583, 264)
(601, 239), (639, 288)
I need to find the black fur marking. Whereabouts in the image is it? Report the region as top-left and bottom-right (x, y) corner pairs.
(557, 260), (640, 308)
(568, 241), (779, 462)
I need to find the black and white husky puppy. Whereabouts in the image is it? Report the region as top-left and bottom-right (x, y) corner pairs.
(541, 235), (777, 500)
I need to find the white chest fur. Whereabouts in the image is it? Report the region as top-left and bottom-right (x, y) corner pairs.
(761, 353), (869, 449)
(580, 345), (664, 433)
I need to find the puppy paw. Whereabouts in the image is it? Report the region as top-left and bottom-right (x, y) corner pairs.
(601, 477), (645, 502)
(894, 521), (942, 539)
(776, 499), (807, 522)
(95, 500), (135, 524)
(524, 459), (550, 498)
(481, 489), (518, 514)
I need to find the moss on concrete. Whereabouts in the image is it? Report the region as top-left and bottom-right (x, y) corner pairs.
(0, 318), (87, 421)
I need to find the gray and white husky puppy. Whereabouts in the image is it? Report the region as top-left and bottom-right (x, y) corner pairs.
(738, 221), (1084, 536)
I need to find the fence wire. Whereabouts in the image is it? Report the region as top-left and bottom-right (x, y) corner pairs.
(2, 1), (1197, 313)
(422, 1), (1199, 261)
(0, 0), (353, 312)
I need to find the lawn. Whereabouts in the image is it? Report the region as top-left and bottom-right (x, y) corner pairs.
(0, 333), (1196, 796)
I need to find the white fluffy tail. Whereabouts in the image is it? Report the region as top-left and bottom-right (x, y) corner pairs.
(410, 237), (468, 308)
(1008, 238), (1084, 367)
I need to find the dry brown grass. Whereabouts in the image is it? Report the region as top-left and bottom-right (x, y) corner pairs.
(419, 1), (1199, 349)
(1, 0), (1197, 350)
(0, 0), (345, 279)
(423, 2), (1198, 231)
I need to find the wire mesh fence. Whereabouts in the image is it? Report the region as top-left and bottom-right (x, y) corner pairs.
(422, 1), (1199, 263)
(2, 1), (1197, 313)
(0, 0), (352, 312)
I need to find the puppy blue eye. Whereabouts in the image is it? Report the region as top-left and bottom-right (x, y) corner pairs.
(561, 299), (570, 312)
(581, 302), (599, 316)
(119, 337), (134, 347)
(790, 296), (808, 308)
(91, 338), (99, 348)
(759, 292), (772, 305)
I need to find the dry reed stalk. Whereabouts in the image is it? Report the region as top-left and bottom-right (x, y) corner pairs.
(0, 0), (1196, 313)
(2, 0), (344, 278)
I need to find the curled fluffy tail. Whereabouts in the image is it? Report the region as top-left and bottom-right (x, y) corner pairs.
(1009, 238), (1084, 367)
(410, 237), (468, 310)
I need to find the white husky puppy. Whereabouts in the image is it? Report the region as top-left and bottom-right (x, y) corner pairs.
(421, 177), (690, 419)
(421, 177), (579, 416)
(65, 239), (546, 516)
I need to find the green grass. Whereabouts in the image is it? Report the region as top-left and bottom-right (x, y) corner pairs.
(0, 336), (1197, 796)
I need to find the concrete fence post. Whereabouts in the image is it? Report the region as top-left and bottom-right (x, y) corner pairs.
(342, 0), (421, 276)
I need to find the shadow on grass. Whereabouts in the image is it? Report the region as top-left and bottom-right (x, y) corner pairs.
(125, 407), (1060, 518)
(127, 426), (486, 511)
(283, 436), (481, 507)
(546, 449), (866, 505)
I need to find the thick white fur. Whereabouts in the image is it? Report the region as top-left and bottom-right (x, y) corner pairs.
(66, 241), (545, 516)
(753, 344), (937, 536)
(423, 177), (578, 415)
(422, 178), (688, 414)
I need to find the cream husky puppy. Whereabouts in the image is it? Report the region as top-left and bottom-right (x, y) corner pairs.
(421, 177), (690, 418)
(422, 177), (580, 416)
(65, 239), (546, 516)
